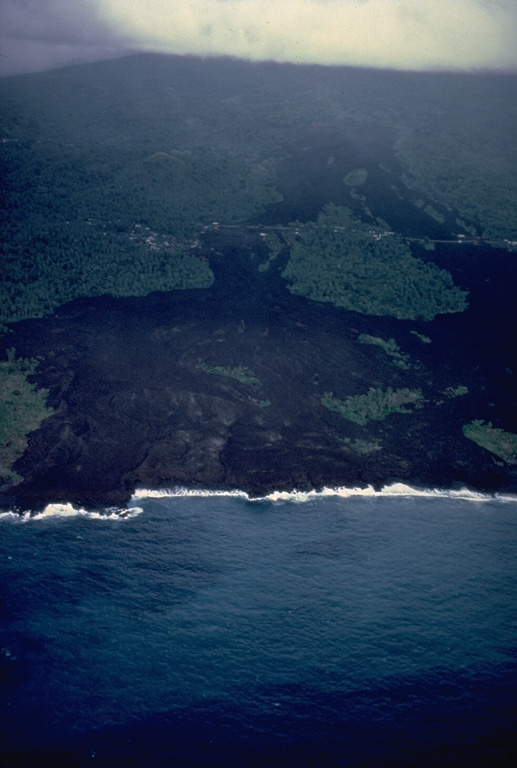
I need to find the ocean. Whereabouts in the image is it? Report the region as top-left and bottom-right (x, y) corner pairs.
(1, 485), (516, 767)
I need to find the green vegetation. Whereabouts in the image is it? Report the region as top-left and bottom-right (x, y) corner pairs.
(281, 206), (468, 320)
(329, 68), (517, 240)
(0, 352), (54, 486)
(197, 362), (262, 389)
(3, 136), (273, 323)
(322, 387), (424, 426)
(253, 399), (272, 409)
(343, 168), (368, 186)
(258, 233), (284, 272)
(444, 385), (469, 398)
(462, 420), (517, 464)
(421, 237), (436, 252)
(1, 55), (515, 327)
(1, 58), (292, 325)
(2, 237), (214, 325)
(456, 219), (478, 237)
(423, 204), (445, 224)
(357, 334), (411, 369)
(410, 331), (432, 344)
(396, 119), (517, 241)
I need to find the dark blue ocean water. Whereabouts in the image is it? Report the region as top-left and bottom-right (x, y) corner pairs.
(1, 492), (516, 767)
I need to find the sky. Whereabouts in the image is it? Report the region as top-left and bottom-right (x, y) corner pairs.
(1, 0), (516, 77)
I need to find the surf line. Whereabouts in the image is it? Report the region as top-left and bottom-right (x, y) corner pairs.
(0, 503), (143, 523)
(2, 483), (515, 522)
(132, 483), (517, 504)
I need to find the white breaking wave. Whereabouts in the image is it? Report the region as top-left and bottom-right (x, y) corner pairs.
(132, 487), (252, 501)
(0, 503), (143, 523)
(1, 483), (514, 522)
(133, 483), (517, 505)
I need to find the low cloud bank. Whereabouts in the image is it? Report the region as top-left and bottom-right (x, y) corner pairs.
(1, 0), (516, 76)
(100, 0), (517, 71)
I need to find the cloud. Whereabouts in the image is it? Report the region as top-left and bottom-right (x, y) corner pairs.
(1, 0), (516, 76)
(99, 0), (517, 70)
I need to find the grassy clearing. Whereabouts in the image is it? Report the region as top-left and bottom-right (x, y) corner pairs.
(0, 352), (54, 486)
(463, 420), (517, 464)
(322, 387), (424, 426)
(197, 362), (262, 388)
(343, 168), (368, 186)
(357, 334), (411, 369)
(410, 331), (432, 344)
(258, 233), (284, 273)
(444, 385), (469, 398)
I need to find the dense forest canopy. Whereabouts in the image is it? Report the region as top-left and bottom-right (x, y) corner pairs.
(1, 54), (516, 326)
(280, 205), (468, 320)
(0, 54), (516, 504)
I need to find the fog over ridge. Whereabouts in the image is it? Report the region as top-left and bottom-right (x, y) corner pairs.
(100, 0), (517, 70)
(1, 0), (516, 76)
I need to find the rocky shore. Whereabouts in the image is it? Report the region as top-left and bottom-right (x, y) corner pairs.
(2, 231), (516, 512)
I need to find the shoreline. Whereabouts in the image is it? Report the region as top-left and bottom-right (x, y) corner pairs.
(2, 232), (516, 514)
(2, 481), (516, 521)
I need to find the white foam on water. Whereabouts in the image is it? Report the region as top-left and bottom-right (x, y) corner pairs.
(2, 483), (514, 521)
(132, 483), (517, 505)
(0, 503), (143, 523)
(261, 484), (516, 504)
(132, 487), (251, 501)
(0, 511), (22, 522)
